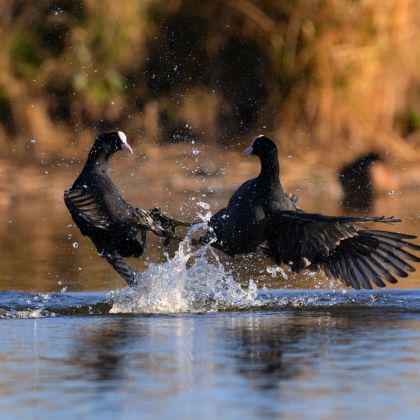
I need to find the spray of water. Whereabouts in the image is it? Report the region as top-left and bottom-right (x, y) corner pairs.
(107, 222), (258, 314)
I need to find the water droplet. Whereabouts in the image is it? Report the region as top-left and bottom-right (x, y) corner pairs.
(72, 242), (79, 248)
(30, 138), (36, 144)
(388, 190), (395, 196)
(67, 233), (72, 239)
(192, 148), (200, 156)
(197, 202), (210, 210)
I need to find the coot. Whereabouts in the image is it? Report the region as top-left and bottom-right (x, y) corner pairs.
(339, 152), (382, 213)
(64, 131), (189, 286)
(199, 135), (419, 289)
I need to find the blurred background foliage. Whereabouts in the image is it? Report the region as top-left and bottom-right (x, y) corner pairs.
(0, 0), (420, 160)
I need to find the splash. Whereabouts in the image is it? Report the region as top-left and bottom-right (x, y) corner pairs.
(0, 308), (49, 319)
(107, 223), (258, 314)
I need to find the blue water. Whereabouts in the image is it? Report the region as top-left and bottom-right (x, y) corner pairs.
(1, 289), (420, 419)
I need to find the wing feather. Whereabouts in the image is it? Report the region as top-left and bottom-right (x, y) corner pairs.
(64, 188), (111, 231)
(266, 210), (419, 289)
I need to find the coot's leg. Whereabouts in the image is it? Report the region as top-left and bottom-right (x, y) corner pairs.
(149, 207), (192, 228)
(104, 251), (137, 286)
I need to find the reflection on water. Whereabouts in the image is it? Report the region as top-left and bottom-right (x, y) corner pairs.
(1, 304), (420, 418)
(228, 315), (309, 388)
(66, 318), (146, 384)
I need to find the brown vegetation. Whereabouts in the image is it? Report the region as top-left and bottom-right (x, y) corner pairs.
(0, 0), (419, 164)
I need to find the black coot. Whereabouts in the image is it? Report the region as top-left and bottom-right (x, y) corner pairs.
(200, 135), (420, 290)
(339, 152), (382, 213)
(64, 131), (189, 286)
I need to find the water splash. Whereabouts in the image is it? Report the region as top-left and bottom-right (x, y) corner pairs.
(1, 289), (420, 319)
(107, 223), (258, 314)
(0, 308), (48, 319)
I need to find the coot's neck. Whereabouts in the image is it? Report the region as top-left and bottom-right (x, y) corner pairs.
(85, 146), (112, 174)
(258, 152), (282, 190)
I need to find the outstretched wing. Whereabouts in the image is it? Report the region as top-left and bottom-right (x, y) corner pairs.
(64, 188), (112, 232)
(266, 210), (419, 289)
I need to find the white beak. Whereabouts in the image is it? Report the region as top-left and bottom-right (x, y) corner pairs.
(121, 142), (134, 154)
(243, 146), (253, 155)
(117, 131), (133, 154)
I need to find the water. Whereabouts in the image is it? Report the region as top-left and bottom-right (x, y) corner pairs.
(0, 162), (419, 417)
(107, 225), (258, 314)
(1, 290), (420, 418)
(1, 228), (420, 418)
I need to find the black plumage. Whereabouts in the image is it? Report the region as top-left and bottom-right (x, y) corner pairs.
(199, 135), (419, 289)
(64, 131), (188, 286)
(338, 152), (382, 213)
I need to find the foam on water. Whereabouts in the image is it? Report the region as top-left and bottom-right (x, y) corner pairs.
(0, 308), (48, 318)
(107, 223), (258, 314)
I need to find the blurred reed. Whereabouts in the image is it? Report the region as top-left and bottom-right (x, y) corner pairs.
(0, 0), (418, 164)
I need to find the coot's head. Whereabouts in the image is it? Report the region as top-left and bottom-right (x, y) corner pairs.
(340, 151), (383, 180)
(243, 135), (278, 159)
(364, 152), (382, 163)
(90, 131), (133, 161)
(358, 152), (382, 169)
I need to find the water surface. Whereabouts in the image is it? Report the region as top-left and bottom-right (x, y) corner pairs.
(0, 162), (419, 418)
(1, 289), (420, 419)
